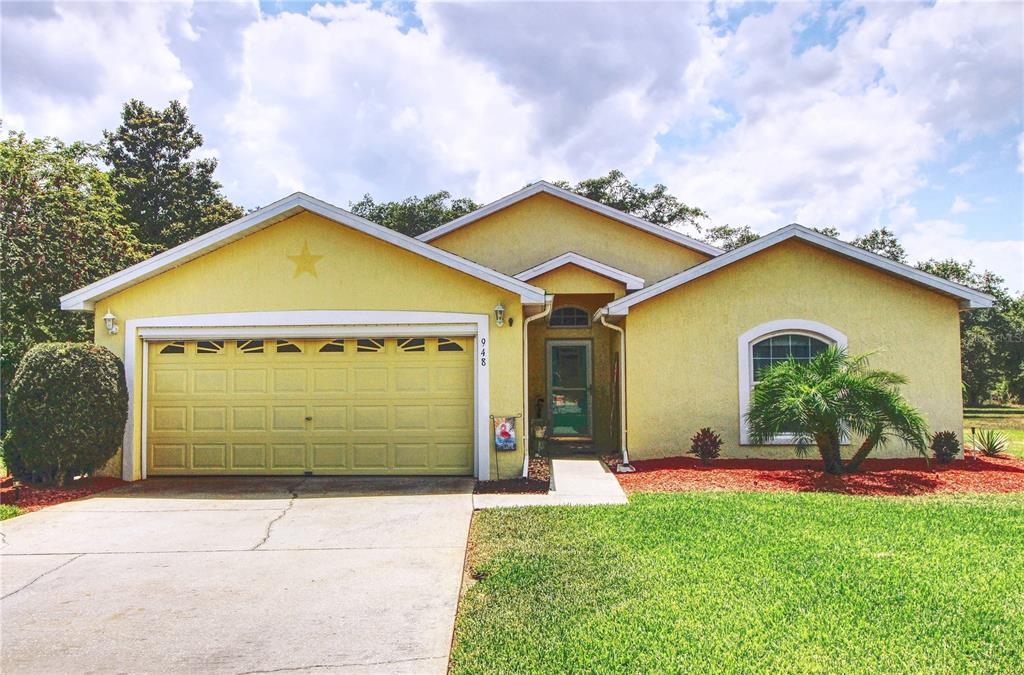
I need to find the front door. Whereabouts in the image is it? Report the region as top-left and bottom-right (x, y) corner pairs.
(546, 340), (592, 439)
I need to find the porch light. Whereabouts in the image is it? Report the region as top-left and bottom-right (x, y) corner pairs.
(493, 301), (505, 327)
(103, 310), (119, 335)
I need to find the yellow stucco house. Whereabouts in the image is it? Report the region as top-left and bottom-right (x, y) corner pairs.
(61, 182), (993, 481)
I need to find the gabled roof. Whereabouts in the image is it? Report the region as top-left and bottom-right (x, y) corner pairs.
(415, 180), (722, 257)
(601, 224), (994, 316)
(60, 192), (547, 311)
(514, 252), (645, 290)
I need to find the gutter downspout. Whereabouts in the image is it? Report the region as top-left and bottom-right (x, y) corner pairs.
(522, 296), (554, 477)
(599, 309), (634, 472)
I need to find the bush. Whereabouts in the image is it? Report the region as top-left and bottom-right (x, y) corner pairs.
(975, 429), (1009, 457)
(3, 343), (127, 484)
(930, 431), (961, 464)
(689, 427), (723, 464)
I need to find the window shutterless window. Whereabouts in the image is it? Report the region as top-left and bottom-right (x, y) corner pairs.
(548, 306), (590, 328)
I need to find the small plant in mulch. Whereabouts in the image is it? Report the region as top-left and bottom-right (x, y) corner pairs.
(930, 431), (961, 464)
(688, 427), (724, 465)
(975, 429), (1009, 457)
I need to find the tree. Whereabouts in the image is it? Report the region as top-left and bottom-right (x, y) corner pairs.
(349, 191), (480, 237)
(102, 99), (243, 249)
(746, 347), (928, 474)
(851, 227), (907, 263)
(1, 131), (146, 421)
(702, 224), (760, 250)
(552, 169), (707, 231)
(917, 258), (1022, 404)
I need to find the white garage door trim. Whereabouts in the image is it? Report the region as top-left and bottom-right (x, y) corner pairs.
(123, 311), (491, 481)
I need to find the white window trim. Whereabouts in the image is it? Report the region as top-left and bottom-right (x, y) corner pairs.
(123, 310), (490, 481)
(738, 320), (848, 445)
(547, 305), (591, 328)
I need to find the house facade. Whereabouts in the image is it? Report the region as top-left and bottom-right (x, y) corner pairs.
(62, 182), (992, 481)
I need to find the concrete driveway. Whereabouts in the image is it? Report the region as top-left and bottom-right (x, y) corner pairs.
(0, 477), (474, 674)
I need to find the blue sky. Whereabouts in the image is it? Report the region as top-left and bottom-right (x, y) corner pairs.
(3, 0), (1022, 289)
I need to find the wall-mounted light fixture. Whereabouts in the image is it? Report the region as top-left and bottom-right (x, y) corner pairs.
(493, 301), (505, 327)
(103, 310), (119, 335)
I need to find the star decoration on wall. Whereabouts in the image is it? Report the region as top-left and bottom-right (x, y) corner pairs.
(287, 241), (323, 278)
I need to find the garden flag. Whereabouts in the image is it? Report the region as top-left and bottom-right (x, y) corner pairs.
(494, 417), (517, 452)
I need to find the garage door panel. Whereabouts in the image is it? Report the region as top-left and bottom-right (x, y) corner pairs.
(148, 337), (474, 476)
(232, 444), (268, 469)
(193, 444), (228, 469)
(271, 444), (307, 468)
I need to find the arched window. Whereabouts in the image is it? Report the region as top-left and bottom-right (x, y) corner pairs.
(738, 320), (847, 445)
(751, 334), (829, 383)
(549, 306), (590, 328)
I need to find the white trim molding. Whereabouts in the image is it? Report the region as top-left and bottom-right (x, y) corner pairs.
(514, 252), (645, 290)
(60, 192), (545, 311)
(415, 181), (722, 257)
(121, 310), (491, 481)
(737, 320), (848, 445)
(603, 223), (995, 316)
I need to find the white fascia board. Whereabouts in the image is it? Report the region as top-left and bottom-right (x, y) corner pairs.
(60, 192), (545, 311)
(514, 252), (645, 290)
(416, 181), (722, 257)
(603, 224), (995, 316)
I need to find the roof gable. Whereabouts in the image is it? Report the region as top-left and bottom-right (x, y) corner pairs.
(601, 224), (994, 316)
(60, 192), (546, 311)
(515, 252), (644, 290)
(416, 181), (721, 257)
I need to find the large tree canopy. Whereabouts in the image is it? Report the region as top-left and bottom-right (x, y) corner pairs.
(348, 190), (479, 237)
(102, 99), (243, 249)
(0, 131), (146, 419)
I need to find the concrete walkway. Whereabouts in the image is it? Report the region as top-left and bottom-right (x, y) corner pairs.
(1, 477), (474, 674)
(473, 457), (628, 509)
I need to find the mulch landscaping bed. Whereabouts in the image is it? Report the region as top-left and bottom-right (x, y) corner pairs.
(475, 456), (551, 494)
(609, 454), (1024, 496)
(0, 475), (126, 513)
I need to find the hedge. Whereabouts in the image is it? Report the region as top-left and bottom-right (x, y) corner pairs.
(3, 342), (127, 483)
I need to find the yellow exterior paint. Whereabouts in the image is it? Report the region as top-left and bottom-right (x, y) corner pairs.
(429, 193), (710, 283)
(624, 239), (964, 459)
(527, 294), (617, 449)
(146, 337), (474, 475)
(93, 211), (526, 479)
(527, 264), (627, 297)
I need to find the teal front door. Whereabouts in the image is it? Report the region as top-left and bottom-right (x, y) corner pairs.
(547, 340), (592, 438)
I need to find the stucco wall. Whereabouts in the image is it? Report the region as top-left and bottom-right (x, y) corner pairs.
(624, 239), (964, 459)
(92, 211), (526, 479)
(429, 193), (710, 283)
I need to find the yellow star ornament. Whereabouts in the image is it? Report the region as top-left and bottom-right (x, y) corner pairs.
(287, 241), (323, 279)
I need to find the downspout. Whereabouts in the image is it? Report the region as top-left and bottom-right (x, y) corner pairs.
(522, 295), (554, 477)
(599, 309), (634, 472)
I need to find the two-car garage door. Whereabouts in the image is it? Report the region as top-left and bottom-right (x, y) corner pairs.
(146, 336), (475, 476)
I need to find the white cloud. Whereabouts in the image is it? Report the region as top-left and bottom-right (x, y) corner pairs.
(901, 219), (1024, 291)
(950, 196), (971, 214)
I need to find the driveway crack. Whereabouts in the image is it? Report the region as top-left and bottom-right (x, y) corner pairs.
(235, 654), (446, 674)
(251, 478), (305, 550)
(2, 554), (84, 600)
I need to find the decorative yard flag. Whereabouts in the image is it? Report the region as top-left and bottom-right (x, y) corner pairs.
(494, 417), (517, 452)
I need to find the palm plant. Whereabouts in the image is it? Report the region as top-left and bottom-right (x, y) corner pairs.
(746, 346), (928, 474)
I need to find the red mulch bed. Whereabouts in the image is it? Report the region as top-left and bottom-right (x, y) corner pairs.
(610, 455), (1024, 496)
(475, 456), (551, 494)
(0, 475), (126, 513)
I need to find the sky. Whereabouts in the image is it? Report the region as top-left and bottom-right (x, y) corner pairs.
(2, 0), (1022, 291)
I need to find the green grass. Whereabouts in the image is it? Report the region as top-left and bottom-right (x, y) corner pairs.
(0, 504), (21, 520)
(965, 404), (1024, 458)
(453, 493), (1024, 674)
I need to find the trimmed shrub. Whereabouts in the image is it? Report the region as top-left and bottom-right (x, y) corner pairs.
(930, 431), (961, 464)
(3, 343), (127, 484)
(975, 429), (1009, 457)
(689, 427), (723, 464)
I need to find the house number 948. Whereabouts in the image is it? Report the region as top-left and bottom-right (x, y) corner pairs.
(480, 337), (486, 366)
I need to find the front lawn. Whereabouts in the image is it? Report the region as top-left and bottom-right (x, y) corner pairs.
(453, 492), (1024, 673)
(0, 504), (21, 520)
